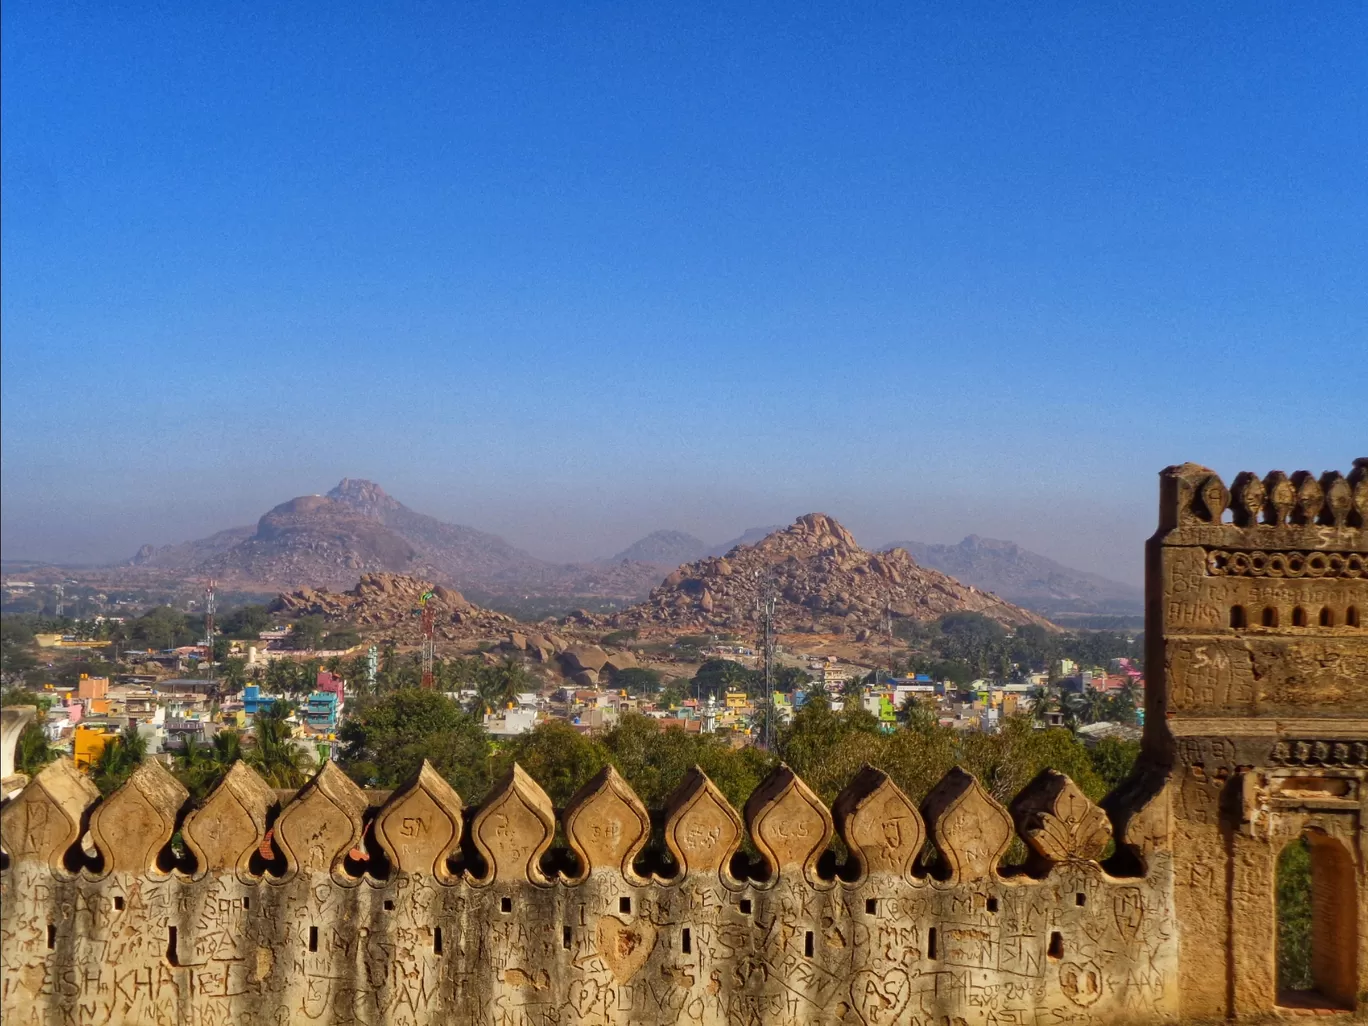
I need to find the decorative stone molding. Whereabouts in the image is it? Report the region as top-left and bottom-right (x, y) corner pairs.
(272, 760), (367, 884)
(468, 763), (555, 886)
(744, 762), (833, 887)
(920, 766), (1014, 884)
(88, 759), (187, 876)
(373, 759), (464, 881)
(662, 765), (744, 884)
(183, 760), (277, 880)
(0, 757), (98, 870)
(563, 764), (650, 883)
(1011, 769), (1112, 869)
(832, 765), (923, 883)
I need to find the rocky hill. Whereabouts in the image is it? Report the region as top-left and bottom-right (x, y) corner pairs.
(882, 535), (1142, 616)
(271, 573), (516, 643)
(607, 513), (1052, 635)
(127, 479), (664, 598)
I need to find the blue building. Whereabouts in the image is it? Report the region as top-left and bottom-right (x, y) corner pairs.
(242, 685), (276, 717)
(304, 690), (339, 732)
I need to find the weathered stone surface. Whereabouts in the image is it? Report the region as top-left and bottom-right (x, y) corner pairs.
(272, 760), (368, 883)
(1010, 768), (1112, 868)
(1, 757), (97, 868)
(182, 760), (276, 879)
(559, 645), (609, 675)
(89, 759), (187, 876)
(563, 765), (649, 881)
(744, 763), (833, 886)
(373, 759), (463, 880)
(921, 765), (1013, 884)
(469, 763), (555, 885)
(832, 764), (923, 881)
(663, 765), (743, 881)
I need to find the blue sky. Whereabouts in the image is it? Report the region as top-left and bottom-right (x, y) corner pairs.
(3, 2), (1365, 582)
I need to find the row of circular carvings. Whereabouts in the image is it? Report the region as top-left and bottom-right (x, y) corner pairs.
(1206, 549), (1366, 578)
(0, 756), (1169, 889)
(1176, 465), (1368, 528)
(1270, 740), (1368, 767)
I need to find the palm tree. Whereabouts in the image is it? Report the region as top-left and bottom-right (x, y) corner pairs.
(1076, 688), (1111, 725)
(90, 726), (147, 796)
(248, 702), (309, 788)
(467, 658), (527, 716)
(15, 723), (57, 776)
(1026, 685), (1055, 724)
(174, 729), (247, 801)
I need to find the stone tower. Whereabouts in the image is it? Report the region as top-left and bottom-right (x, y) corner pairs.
(1146, 460), (1368, 1017)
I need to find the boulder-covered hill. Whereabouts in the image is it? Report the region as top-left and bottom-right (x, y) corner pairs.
(271, 573), (516, 643)
(128, 479), (665, 597)
(606, 513), (1053, 634)
(882, 535), (1142, 616)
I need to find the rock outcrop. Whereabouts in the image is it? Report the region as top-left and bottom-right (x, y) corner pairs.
(270, 573), (515, 642)
(609, 513), (1053, 633)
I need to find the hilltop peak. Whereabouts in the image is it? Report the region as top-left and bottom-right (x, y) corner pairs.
(611, 512), (1049, 634)
(327, 478), (403, 516)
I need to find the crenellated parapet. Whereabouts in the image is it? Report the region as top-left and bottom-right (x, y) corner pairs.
(1147, 462), (1368, 735)
(1, 756), (1177, 1026)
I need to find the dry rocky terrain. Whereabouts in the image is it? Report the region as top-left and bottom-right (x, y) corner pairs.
(605, 513), (1053, 636)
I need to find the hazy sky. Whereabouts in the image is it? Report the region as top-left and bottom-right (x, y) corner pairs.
(3, 2), (1365, 585)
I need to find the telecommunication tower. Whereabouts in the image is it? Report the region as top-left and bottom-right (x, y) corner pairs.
(54, 583), (65, 618)
(366, 645), (379, 692)
(757, 578), (777, 750)
(417, 590), (436, 688)
(204, 579), (217, 684)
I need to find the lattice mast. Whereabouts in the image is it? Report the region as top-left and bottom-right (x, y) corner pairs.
(204, 578), (217, 684)
(418, 590), (436, 688)
(757, 577), (777, 749)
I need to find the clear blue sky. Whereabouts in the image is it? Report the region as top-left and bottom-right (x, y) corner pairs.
(3, 2), (1365, 582)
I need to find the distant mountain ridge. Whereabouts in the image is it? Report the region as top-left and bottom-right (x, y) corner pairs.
(128, 480), (665, 598)
(882, 534), (1141, 616)
(609, 513), (1052, 634)
(610, 530), (709, 566)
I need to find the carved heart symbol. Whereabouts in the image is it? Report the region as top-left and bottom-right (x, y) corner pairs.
(850, 967), (912, 1026)
(566, 977), (604, 1018)
(595, 915), (658, 983)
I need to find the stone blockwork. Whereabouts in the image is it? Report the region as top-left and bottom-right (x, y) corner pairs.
(1, 459), (1363, 1025)
(1147, 461), (1367, 1020)
(1, 756), (1176, 1026)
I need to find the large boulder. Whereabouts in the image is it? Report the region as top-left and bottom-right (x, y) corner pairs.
(571, 669), (600, 689)
(601, 651), (638, 676)
(560, 646), (609, 675)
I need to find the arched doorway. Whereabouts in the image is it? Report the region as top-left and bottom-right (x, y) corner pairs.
(1276, 830), (1359, 1009)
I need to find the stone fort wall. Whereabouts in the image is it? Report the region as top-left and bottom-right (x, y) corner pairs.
(1, 460), (1364, 1025)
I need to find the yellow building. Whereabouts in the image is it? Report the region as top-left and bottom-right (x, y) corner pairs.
(73, 727), (112, 772)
